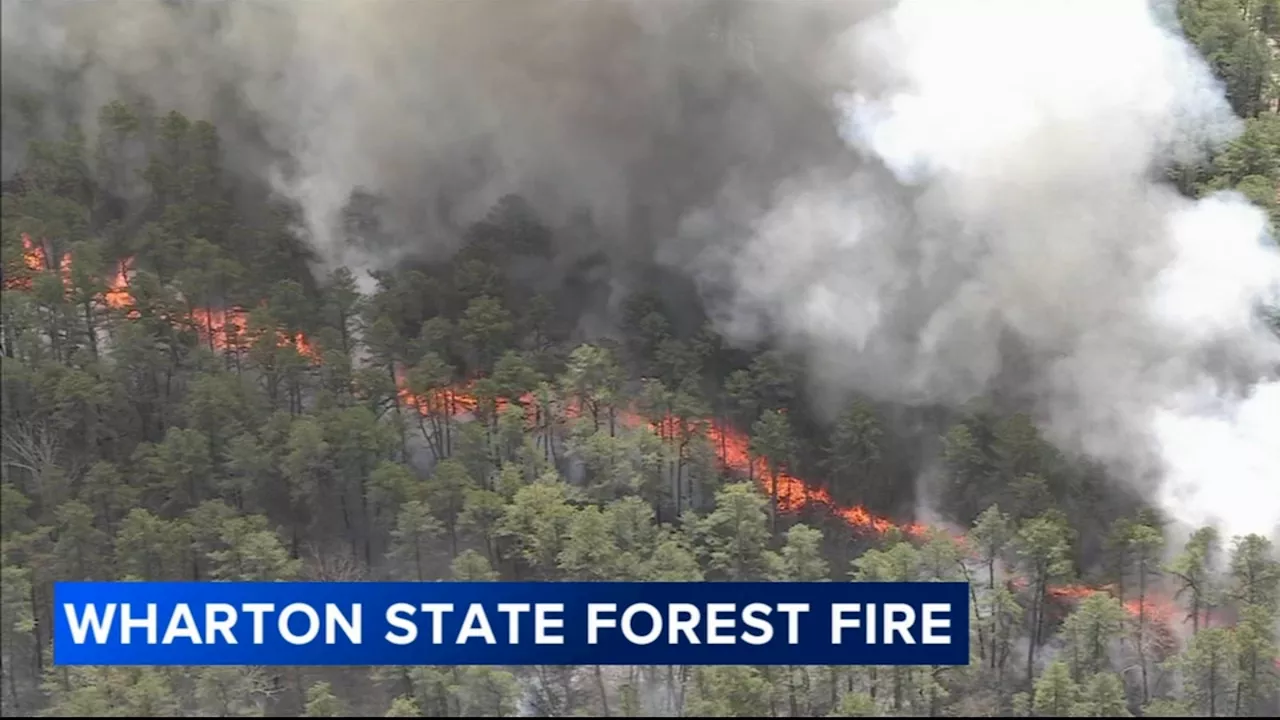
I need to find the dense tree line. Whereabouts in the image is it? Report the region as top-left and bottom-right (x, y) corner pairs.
(2, 1), (1279, 716)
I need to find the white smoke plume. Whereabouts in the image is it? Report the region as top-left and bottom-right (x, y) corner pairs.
(685, 0), (1280, 541)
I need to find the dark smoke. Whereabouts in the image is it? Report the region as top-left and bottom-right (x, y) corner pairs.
(1, 0), (877, 283)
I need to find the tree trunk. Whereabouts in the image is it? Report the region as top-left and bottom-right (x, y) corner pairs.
(1138, 562), (1149, 704)
(594, 664), (611, 717)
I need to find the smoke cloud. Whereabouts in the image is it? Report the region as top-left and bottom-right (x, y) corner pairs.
(683, 0), (1280, 541)
(1, 0), (867, 280)
(3, 0), (1277, 540)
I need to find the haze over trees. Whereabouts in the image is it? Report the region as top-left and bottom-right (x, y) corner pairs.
(2, 0), (1279, 717)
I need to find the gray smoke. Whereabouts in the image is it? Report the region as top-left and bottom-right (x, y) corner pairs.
(678, 0), (1280, 541)
(1, 0), (870, 283)
(3, 0), (1277, 540)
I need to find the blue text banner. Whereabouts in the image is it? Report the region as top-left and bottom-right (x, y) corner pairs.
(54, 581), (970, 666)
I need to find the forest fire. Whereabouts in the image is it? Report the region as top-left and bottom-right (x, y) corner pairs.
(4, 233), (72, 291)
(188, 306), (320, 362)
(1, 233), (1196, 635)
(703, 420), (933, 538)
(103, 257), (135, 311)
(1034, 580), (1183, 627)
(394, 370), (481, 417)
(398, 377), (1184, 631)
(396, 379), (932, 539)
(5, 235), (320, 361)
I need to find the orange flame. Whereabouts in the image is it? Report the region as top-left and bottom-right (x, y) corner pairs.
(103, 257), (134, 310)
(21, 234), (45, 272)
(703, 419), (932, 537)
(395, 371), (481, 417)
(187, 305), (321, 362)
(5, 233), (72, 291)
(1006, 578), (1185, 635)
(399, 377), (1200, 634)
(6, 240), (320, 361)
(399, 378), (934, 540)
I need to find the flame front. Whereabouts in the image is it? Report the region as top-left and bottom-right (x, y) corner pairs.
(399, 377), (1189, 629)
(185, 306), (320, 361)
(5, 233), (73, 291)
(395, 371), (481, 417)
(398, 383), (935, 540)
(5, 237), (319, 361)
